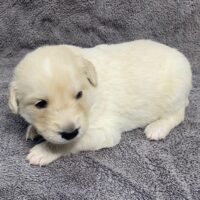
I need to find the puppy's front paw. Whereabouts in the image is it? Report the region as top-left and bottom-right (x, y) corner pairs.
(26, 142), (61, 166)
(26, 125), (39, 141)
(144, 121), (170, 140)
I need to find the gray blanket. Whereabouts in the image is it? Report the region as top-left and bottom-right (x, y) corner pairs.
(0, 0), (200, 199)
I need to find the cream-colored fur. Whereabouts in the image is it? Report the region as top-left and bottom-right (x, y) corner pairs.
(9, 40), (192, 166)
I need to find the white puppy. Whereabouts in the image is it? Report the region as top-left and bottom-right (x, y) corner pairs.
(9, 40), (192, 166)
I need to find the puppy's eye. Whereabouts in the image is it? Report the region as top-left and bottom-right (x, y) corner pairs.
(75, 91), (83, 99)
(35, 100), (47, 109)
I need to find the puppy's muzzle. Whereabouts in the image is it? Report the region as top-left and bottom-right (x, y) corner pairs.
(60, 128), (79, 140)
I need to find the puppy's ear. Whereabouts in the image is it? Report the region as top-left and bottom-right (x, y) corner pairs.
(8, 81), (18, 114)
(81, 58), (97, 87)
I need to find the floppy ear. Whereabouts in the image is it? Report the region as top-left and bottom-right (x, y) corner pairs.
(82, 59), (98, 87)
(8, 81), (18, 114)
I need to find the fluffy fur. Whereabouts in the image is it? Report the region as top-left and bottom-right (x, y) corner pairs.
(9, 40), (192, 166)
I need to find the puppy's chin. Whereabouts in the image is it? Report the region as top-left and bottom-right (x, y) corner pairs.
(46, 138), (72, 145)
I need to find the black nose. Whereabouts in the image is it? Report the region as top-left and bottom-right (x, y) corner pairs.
(60, 128), (79, 140)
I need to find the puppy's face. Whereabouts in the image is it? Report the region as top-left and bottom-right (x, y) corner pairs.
(9, 45), (97, 144)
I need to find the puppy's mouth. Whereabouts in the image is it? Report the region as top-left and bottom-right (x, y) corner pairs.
(34, 127), (83, 145)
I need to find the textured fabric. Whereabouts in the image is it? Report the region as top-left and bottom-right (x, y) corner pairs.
(0, 0), (200, 199)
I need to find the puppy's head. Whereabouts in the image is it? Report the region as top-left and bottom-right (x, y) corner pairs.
(9, 45), (97, 144)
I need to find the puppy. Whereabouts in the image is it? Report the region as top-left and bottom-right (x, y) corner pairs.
(9, 40), (192, 166)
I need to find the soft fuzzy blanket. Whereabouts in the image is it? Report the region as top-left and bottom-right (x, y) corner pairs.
(0, 0), (200, 199)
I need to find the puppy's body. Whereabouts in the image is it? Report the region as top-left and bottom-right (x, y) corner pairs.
(9, 40), (192, 165)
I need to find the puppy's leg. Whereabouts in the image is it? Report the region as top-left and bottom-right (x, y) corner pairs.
(72, 128), (121, 152)
(26, 128), (121, 166)
(26, 142), (63, 166)
(26, 125), (39, 141)
(144, 107), (185, 140)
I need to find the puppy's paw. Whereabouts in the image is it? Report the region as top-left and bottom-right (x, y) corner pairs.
(26, 142), (61, 166)
(26, 125), (38, 141)
(144, 121), (170, 140)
